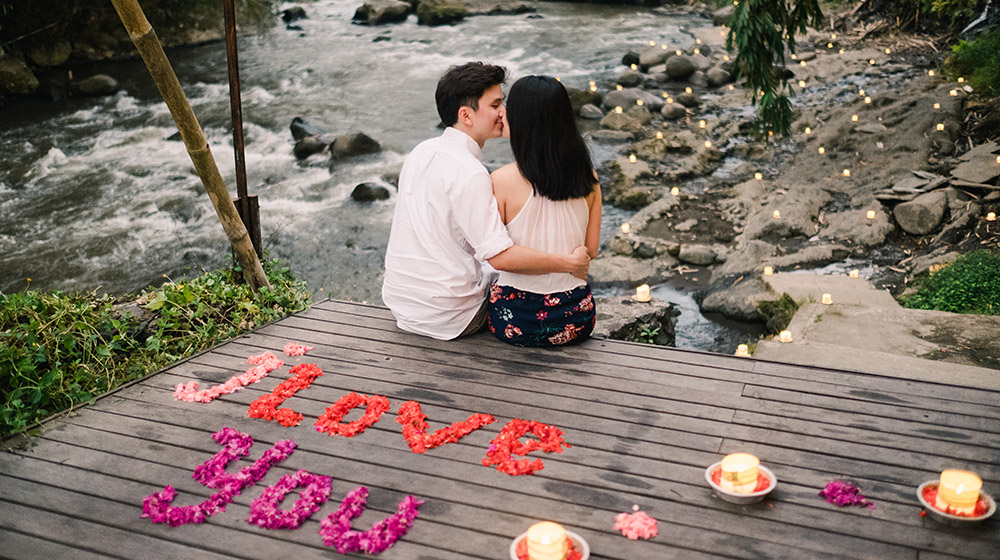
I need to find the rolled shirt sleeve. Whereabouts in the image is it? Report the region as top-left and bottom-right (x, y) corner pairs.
(449, 171), (514, 262)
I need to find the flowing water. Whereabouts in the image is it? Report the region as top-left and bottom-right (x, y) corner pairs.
(0, 1), (756, 352)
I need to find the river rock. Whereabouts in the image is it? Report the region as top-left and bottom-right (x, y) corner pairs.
(294, 136), (329, 159)
(820, 208), (894, 247)
(689, 71), (710, 88)
(351, 182), (391, 202)
(602, 88), (664, 112)
(416, 0), (466, 25)
(353, 0), (411, 25)
(0, 54), (39, 96)
(72, 74), (120, 96)
(616, 69), (643, 88)
(675, 92), (702, 108)
(706, 67), (731, 87)
(588, 254), (673, 287)
(465, 0), (536, 15)
(283, 6), (308, 23)
(678, 244), (716, 265)
(639, 47), (669, 70)
(674, 218), (698, 232)
(290, 117), (326, 141)
(600, 110), (644, 132)
(699, 276), (774, 322)
(331, 132), (381, 158)
(27, 40), (72, 67)
(567, 87), (601, 112)
(713, 5), (734, 25)
(593, 296), (679, 347)
(660, 102), (687, 119)
(856, 123), (888, 134)
(665, 55), (697, 80)
(740, 183), (831, 240)
(894, 190), (947, 235)
(950, 155), (1000, 184)
(578, 104), (604, 119)
(622, 51), (640, 67)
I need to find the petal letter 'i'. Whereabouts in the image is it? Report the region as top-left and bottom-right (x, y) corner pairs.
(141, 427), (297, 526)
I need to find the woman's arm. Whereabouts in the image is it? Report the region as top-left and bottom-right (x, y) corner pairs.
(585, 183), (602, 258)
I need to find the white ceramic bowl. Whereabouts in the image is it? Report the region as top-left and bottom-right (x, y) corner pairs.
(916, 481), (997, 526)
(509, 529), (590, 560)
(705, 462), (777, 505)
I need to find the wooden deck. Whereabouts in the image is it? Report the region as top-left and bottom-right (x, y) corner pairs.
(2, 299), (998, 559)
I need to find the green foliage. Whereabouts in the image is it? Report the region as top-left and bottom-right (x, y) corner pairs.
(636, 325), (662, 344)
(901, 0), (982, 28)
(756, 293), (799, 332)
(944, 28), (1000, 97)
(0, 258), (309, 440)
(900, 250), (1000, 315)
(725, 0), (824, 137)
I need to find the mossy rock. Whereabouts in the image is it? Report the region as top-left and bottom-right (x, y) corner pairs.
(416, 0), (467, 25)
(755, 293), (799, 334)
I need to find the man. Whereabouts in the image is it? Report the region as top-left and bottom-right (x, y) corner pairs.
(382, 62), (590, 340)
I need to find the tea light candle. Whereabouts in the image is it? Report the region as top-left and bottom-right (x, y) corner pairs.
(621, 223), (630, 234)
(634, 284), (651, 302)
(935, 470), (982, 516)
(662, 92), (669, 98)
(933, 102), (940, 109)
(778, 330), (793, 343)
(859, 89), (865, 96)
(928, 69), (935, 76)
(589, 84), (597, 92)
(693, 48), (701, 55)
(667, 96), (674, 103)
(696, 38), (702, 44)
(936, 123), (945, 131)
(849, 269), (860, 278)
(763, 266), (774, 276)
(986, 212), (996, 221)
(615, 106), (623, 114)
(791, 54), (797, 60)
(843, 169), (851, 177)
(629, 154), (637, 163)
(851, 114), (859, 122)
(526, 522), (569, 560)
(818, 147), (826, 154)
(996, 156), (1000, 164)
(675, 49), (682, 56)
(950, 89), (958, 96)
(821, 293), (833, 305)
(661, 44), (668, 50)
(699, 120), (706, 128)
(630, 63), (638, 70)
(831, 33), (837, 39)
(800, 60), (807, 66)
(616, 84), (624, 91)
(728, 84), (735, 90)
(772, 210), (781, 219)
(685, 87), (693, 94)
(704, 140), (713, 148)
(670, 186), (680, 196)
(724, 55), (731, 61)
(958, 77), (965, 83)
(656, 131), (664, 139)
(869, 59), (876, 65)
(864, 96), (872, 104)
(838, 48), (845, 54)
(798, 80), (806, 88)
(734, 344), (750, 357)
(805, 127), (812, 134)
(649, 40), (656, 46)
(884, 48), (891, 54)
(720, 453), (760, 493)
(866, 210), (876, 219)
(827, 42), (833, 49)
(636, 99), (644, 106)
(754, 172), (763, 181)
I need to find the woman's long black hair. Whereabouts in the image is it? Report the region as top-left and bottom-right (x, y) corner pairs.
(506, 75), (595, 201)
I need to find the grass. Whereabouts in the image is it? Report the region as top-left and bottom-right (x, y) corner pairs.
(0, 258), (310, 441)
(900, 250), (1000, 315)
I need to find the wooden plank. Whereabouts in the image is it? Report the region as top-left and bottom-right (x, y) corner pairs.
(0, 527), (111, 560)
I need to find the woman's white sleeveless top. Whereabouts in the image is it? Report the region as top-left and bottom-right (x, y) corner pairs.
(497, 188), (589, 294)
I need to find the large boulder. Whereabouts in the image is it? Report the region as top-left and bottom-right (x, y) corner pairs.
(294, 137), (329, 160)
(331, 132), (381, 159)
(578, 104), (603, 120)
(567, 87), (602, 112)
(678, 244), (717, 266)
(616, 69), (643, 88)
(282, 6), (308, 23)
(353, 0), (411, 25)
(664, 55), (697, 80)
(593, 296), (679, 347)
(602, 88), (664, 112)
(351, 182), (391, 202)
(660, 102), (687, 119)
(0, 54), (39, 96)
(588, 255), (673, 287)
(699, 276), (774, 322)
(706, 67), (731, 87)
(894, 190), (947, 235)
(71, 74), (120, 96)
(416, 0), (467, 25)
(638, 47), (669, 70)
(713, 5), (735, 25)
(27, 41), (72, 67)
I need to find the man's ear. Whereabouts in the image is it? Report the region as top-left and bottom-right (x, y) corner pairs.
(457, 106), (472, 126)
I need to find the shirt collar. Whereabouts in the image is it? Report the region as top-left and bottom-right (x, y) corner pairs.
(443, 127), (483, 161)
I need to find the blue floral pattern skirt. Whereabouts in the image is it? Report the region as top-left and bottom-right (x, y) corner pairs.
(487, 283), (595, 347)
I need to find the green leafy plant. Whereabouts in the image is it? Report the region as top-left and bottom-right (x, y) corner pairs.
(725, 0), (824, 137)
(943, 27), (1000, 98)
(636, 325), (662, 344)
(900, 250), (1000, 315)
(1, 258), (309, 440)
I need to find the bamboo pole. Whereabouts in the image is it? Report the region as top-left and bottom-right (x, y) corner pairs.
(110, 0), (270, 292)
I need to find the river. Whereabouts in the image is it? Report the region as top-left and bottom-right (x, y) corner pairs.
(0, 1), (759, 352)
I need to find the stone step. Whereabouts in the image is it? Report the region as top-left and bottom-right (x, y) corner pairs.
(763, 272), (899, 308)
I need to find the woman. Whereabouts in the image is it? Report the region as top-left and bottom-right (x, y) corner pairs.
(487, 75), (602, 346)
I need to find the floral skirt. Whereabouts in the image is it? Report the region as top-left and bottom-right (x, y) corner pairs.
(487, 283), (595, 347)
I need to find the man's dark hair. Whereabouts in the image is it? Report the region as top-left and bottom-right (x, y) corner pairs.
(435, 62), (507, 127)
(506, 75), (595, 201)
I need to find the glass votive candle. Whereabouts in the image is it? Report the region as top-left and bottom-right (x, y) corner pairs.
(849, 269), (860, 278)
(821, 293), (833, 305)
(778, 330), (793, 343)
(866, 210), (876, 219)
(763, 266), (774, 276)
(734, 344), (750, 357)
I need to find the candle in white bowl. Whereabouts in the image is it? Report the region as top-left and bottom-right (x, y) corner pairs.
(526, 522), (569, 560)
(720, 453), (760, 493)
(935, 470), (982, 516)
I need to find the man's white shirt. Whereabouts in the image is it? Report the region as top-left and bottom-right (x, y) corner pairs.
(382, 127), (513, 339)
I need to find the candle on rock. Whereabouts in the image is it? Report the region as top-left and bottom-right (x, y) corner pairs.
(754, 172), (763, 181)
(649, 40), (656, 46)
(866, 210), (876, 219)
(778, 330), (793, 343)
(634, 284), (651, 302)
(849, 269), (860, 278)
(685, 87), (693, 94)
(734, 344), (750, 357)
(670, 186), (680, 196)
(936, 123), (945, 131)
(843, 169), (851, 177)
(933, 102), (940, 109)
(799, 80), (807, 88)
(805, 127), (812, 134)
(935, 470), (982, 516)
(772, 210), (781, 219)
(720, 453), (760, 493)
(636, 99), (644, 106)
(818, 147), (826, 154)
(986, 212), (996, 221)
(821, 293), (833, 305)
(864, 96), (872, 104)
(656, 131), (664, 139)
(620, 223), (630, 234)
(526, 522), (569, 560)
(704, 141), (713, 148)
(628, 154), (637, 163)
(928, 70), (935, 76)
(616, 84), (623, 91)
(950, 89), (958, 96)
(630, 63), (638, 70)
(763, 266), (774, 276)
(958, 77), (965, 83)
(614, 106), (623, 114)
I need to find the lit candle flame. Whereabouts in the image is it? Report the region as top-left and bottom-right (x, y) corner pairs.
(928, 70), (935, 76)
(866, 210), (876, 219)
(864, 96), (872, 104)
(670, 186), (680, 196)
(629, 154), (637, 163)
(798, 80), (806, 88)
(933, 102), (940, 109)
(615, 106), (623, 114)
(818, 147), (825, 154)
(754, 172), (763, 181)
(805, 127), (811, 134)
(851, 114), (859, 122)
(843, 169), (851, 177)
